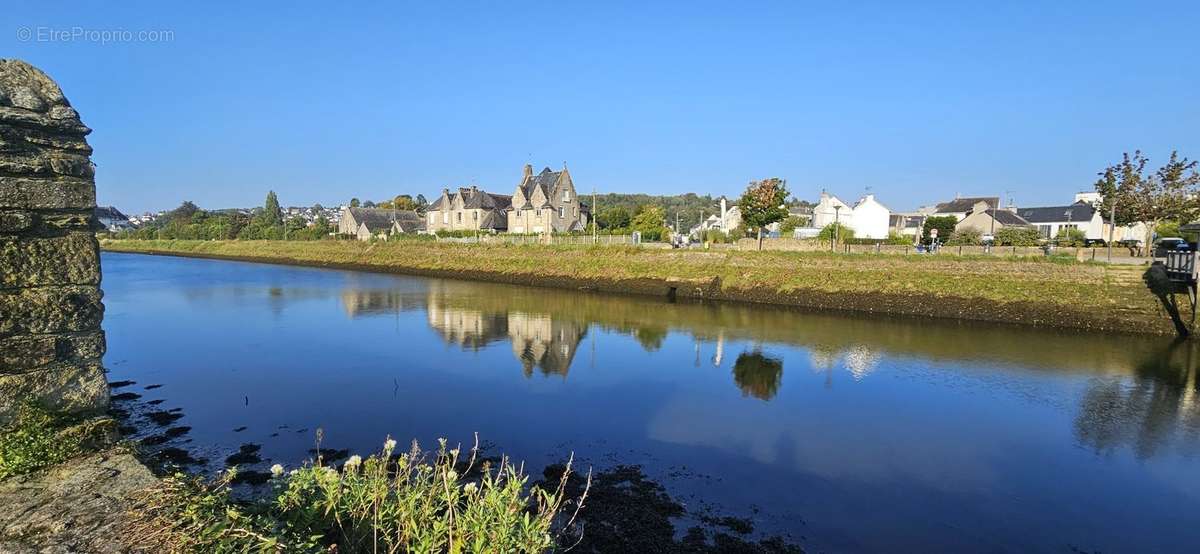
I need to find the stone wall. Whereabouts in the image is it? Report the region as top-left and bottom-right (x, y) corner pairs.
(0, 59), (108, 425)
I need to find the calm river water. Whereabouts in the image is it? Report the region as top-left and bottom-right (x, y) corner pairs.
(100, 252), (1200, 553)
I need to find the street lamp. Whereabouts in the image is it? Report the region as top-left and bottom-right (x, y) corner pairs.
(832, 205), (842, 252)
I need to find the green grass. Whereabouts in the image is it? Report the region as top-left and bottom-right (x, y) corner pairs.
(101, 239), (1169, 334)
(0, 402), (87, 480)
(126, 435), (585, 553)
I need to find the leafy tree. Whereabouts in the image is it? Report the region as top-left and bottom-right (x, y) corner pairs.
(779, 215), (805, 235)
(598, 206), (632, 230)
(415, 194), (428, 209)
(738, 177), (789, 250)
(261, 191), (283, 227)
(165, 201), (200, 223)
(363, 200), (377, 208)
(349, 198), (361, 208)
(995, 227), (1041, 246)
(921, 216), (957, 245)
(1094, 151), (1200, 252)
(392, 195), (418, 211)
(630, 205), (668, 241)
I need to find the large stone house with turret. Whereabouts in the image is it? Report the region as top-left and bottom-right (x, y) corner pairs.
(508, 164), (588, 233)
(425, 186), (512, 233)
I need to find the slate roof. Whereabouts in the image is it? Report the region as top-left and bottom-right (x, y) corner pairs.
(514, 167), (565, 209)
(1016, 202), (1096, 224)
(935, 197), (1000, 214)
(978, 209), (1032, 227)
(95, 206), (128, 221)
(429, 188), (512, 211)
(348, 207), (401, 231)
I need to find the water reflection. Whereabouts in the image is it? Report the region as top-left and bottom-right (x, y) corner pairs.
(733, 350), (784, 400)
(1075, 340), (1200, 459)
(102, 253), (1200, 553)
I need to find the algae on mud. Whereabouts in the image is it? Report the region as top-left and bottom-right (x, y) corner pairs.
(101, 239), (1171, 334)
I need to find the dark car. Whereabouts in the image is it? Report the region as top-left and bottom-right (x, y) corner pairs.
(1154, 237), (1190, 257)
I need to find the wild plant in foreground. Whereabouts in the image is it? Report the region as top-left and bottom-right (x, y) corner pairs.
(126, 434), (589, 553)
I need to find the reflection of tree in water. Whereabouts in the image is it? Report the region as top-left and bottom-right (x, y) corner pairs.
(634, 325), (668, 352)
(1074, 340), (1200, 459)
(733, 350), (784, 401)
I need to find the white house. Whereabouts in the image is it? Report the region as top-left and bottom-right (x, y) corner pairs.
(805, 192), (890, 240)
(848, 194), (890, 239)
(811, 192), (852, 229)
(691, 197), (742, 236)
(1016, 201), (1105, 241)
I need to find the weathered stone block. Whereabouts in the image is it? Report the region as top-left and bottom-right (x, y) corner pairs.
(0, 362), (108, 425)
(0, 330), (105, 373)
(0, 285), (103, 336)
(0, 176), (95, 209)
(0, 209), (32, 232)
(0, 233), (100, 288)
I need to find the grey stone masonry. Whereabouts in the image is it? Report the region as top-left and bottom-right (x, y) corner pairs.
(0, 59), (107, 424)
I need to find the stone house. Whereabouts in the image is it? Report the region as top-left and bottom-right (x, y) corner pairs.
(508, 164), (588, 233)
(954, 201), (1033, 235)
(425, 186), (512, 233)
(338, 207), (423, 241)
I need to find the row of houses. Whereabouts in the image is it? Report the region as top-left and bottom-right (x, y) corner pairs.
(799, 191), (1145, 243)
(339, 163), (590, 240)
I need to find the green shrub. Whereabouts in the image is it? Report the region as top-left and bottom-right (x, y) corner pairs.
(946, 229), (982, 246)
(0, 402), (84, 480)
(127, 436), (585, 553)
(1054, 227), (1086, 246)
(921, 216), (958, 245)
(778, 216), (805, 234)
(884, 231), (913, 245)
(995, 227), (1042, 246)
(701, 229), (732, 243)
(817, 223), (853, 242)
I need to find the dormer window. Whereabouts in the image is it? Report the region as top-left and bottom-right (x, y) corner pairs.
(562, 190), (570, 202)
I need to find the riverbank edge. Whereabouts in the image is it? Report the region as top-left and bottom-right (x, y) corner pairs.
(101, 241), (1175, 336)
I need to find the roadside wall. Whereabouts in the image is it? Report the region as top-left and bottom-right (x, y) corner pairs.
(0, 59), (107, 424)
(734, 237), (1142, 261)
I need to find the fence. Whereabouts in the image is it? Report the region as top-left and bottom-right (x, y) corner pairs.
(733, 237), (1135, 260)
(435, 234), (636, 246)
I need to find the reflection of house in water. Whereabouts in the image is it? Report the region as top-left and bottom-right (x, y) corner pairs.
(426, 303), (509, 350)
(424, 284), (586, 375)
(507, 312), (584, 377)
(340, 289), (426, 318)
(805, 344), (881, 381)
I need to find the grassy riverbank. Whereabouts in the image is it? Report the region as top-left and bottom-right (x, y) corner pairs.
(101, 239), (1172, 334)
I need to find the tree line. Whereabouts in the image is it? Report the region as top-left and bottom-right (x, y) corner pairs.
(114, 191), (334, 241)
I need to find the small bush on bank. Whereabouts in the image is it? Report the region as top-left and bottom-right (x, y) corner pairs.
(0, 402), (84, 480)
(1054, 227), (1086, 246)
(996, 227), (1042, 246)
(817, 223), (853, 242)
(946, 229), (982, 246)
(126, 436), (587, 553)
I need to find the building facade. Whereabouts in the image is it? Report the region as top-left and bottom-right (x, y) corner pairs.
(425, 186), (512, 233)
(508, 164), (588, 233)
(338, 207), (422, 241)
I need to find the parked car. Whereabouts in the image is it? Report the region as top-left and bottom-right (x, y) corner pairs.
(1154, 237), (1190, 257)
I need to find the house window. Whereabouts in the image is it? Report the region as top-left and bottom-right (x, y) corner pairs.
(1037, 225), (1051, 238)
(456, 212), (462, 223)
(443, 212), (449, 224)
(473, 211), (478, 221)
(573, 206), (578, 217)
(559, 207), (565, 218)
(562, 190), (570, 202)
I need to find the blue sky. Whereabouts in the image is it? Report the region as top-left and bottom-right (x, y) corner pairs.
(6, 1), (1198, 213)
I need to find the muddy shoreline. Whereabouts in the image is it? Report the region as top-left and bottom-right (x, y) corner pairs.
(101, 245), (1175, 336)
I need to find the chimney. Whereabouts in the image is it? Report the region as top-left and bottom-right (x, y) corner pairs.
(523, 164), (533, 179)
(470, 185), (477, 196)
(721, 197), (728, 221)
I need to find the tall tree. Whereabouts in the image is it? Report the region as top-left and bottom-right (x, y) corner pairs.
(738, 177), (789, 250)
(349, 197), (361, 208)
(1095, 151), (1200, 252)
(262, 190), (283, 226)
